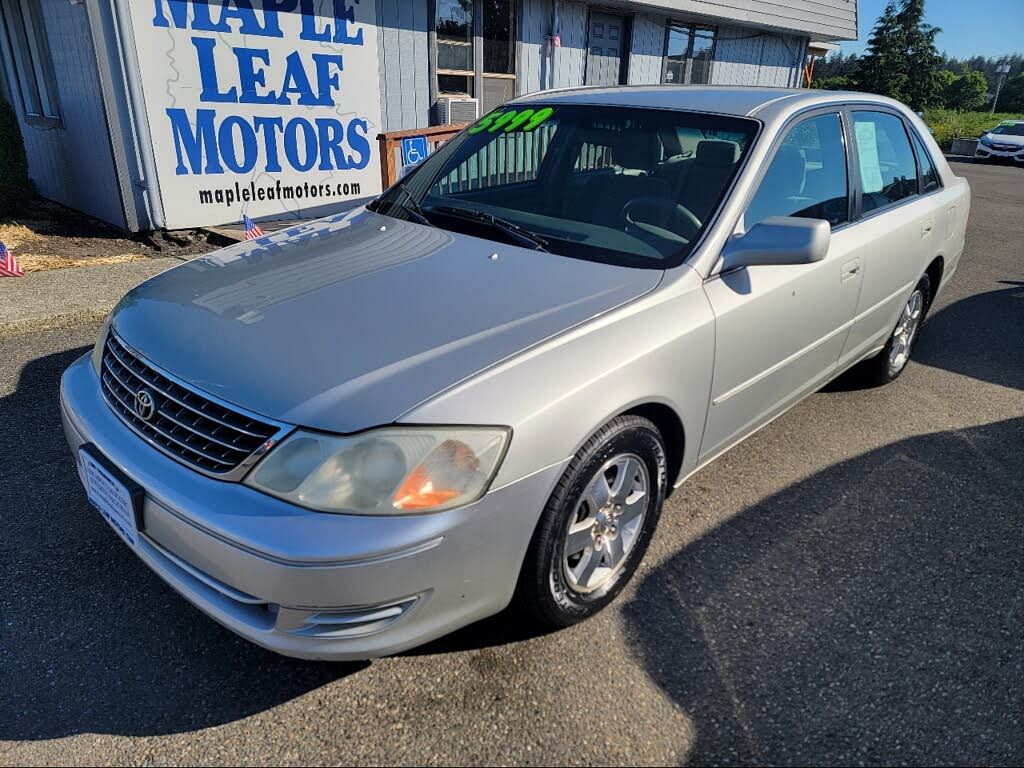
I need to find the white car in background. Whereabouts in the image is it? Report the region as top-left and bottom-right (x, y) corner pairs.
(975, 120), (1024, 163)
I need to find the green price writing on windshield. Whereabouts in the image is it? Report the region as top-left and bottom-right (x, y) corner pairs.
(468, 107), (555, 135)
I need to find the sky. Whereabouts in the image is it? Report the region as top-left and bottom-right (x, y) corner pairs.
(840, 0), (1024, 60)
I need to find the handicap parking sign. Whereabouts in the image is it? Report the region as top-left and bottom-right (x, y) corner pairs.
(401, 136), (429, 167)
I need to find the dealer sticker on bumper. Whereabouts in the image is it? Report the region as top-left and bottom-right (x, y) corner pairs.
(80, 447), (141, 547)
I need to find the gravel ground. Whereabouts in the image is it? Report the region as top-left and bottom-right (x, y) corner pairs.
(0, 160), (1021, 766)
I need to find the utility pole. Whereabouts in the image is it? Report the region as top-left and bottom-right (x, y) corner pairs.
(992, 62), (1011, 113)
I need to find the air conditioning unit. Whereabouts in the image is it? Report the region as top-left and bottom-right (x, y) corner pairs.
(437, 96), (479, 125)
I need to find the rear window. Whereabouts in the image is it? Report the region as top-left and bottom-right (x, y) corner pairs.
(852, 111), (918, 213)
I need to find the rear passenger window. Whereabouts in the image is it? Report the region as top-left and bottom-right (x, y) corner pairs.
(852, 112), (918, 212)
(745, 113), (849, 229)
(911, 131), (940, 193)
(574, 140), (615, 172)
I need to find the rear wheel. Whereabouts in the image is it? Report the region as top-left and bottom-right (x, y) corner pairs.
(859, 273), (931, 386)
(514, 415), (667, 628)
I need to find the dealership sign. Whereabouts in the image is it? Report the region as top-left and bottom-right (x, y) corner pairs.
(130, 0), (382, 229)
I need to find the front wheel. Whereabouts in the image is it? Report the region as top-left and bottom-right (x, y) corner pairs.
(859, 273), (931, 386)
(514, 415), (667, 628)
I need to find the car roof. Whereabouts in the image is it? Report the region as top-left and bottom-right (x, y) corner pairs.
(511, 85), (888, 119)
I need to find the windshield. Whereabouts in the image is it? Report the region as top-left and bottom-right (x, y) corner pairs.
(372, 104), (758, 269)
(992, 123), (1024, 136)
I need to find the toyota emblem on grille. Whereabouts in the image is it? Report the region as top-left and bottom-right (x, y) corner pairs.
(134, 388), (157, 421)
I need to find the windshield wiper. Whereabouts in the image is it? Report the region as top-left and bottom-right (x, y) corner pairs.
(427, 205), (550, 252)
(371, 182), (433, 227)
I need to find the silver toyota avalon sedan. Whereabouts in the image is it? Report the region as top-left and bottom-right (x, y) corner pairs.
(61, 86), (970, 659)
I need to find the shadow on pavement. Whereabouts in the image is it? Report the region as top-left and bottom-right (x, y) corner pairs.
(623, 417), (1024, 765)
(401, 607), (555, 656)
(2, 282), (1020, 744)
(914, 280), (1024, 391)
(827, 279), (1023, 393)
(0, 347), (363, 740)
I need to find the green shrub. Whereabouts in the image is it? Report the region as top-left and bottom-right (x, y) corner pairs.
(812, 75), (858, 91)
(0, 98), (31, 218)
(943, 71), (988, 111)
(996, 74), (1024, 113)
(923, 108), (1024, 149)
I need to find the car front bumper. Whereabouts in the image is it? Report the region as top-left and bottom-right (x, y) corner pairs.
(974, 145), (1024, 161)
(60, 353), (562, 660)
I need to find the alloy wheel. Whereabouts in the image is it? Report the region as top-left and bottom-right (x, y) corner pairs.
(561, 453), (649, 594)
(889, 289), (925, 374)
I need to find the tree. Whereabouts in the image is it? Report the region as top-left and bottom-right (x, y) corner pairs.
(936, 53), (1024, 95)
(814, 52), (861, 81)
(944, 71), (989, 111)
(812, 76), (857, 91)
(996, 74), (1024, 113)
(897, 0), (941, 109)
(856, 0), (942, 109)
(857, 2), (908, 102)
(935, 68), (957, 105)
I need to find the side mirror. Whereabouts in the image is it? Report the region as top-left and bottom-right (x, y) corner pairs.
(721, 216), (831, 271)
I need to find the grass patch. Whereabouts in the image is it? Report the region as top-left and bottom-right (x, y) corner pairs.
(16, 253), (151, 273)
(924, 109), (1024, 149)
(0, 221), (44, 249)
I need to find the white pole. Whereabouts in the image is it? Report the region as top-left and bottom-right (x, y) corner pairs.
(992, 63), (1011, 114)
(111, 0), (166, 230)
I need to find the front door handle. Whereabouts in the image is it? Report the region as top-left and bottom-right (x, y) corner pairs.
(841, 258), (861, 282)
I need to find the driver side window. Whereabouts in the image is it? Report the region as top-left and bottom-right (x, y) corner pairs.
(745, 113), (850, 230)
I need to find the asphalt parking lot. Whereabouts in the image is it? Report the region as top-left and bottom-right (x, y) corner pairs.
(1, 159), (1021, 767)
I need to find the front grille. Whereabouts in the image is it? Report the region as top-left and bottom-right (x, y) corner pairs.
(100, 332), (284, 477)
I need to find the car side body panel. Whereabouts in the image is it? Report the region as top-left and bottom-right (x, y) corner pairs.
(699, 224), (862, 462)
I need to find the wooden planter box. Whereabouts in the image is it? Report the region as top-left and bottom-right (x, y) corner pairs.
(950, 137), (980, 156)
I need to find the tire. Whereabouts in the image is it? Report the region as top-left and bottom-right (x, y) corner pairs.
(513, 415), (668, 628)
(859, 273), (931, 386)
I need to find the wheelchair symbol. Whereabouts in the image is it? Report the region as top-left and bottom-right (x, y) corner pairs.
(402, 136), (428, 167)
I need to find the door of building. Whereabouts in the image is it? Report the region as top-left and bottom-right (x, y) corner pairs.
(585, 11), (629, 86)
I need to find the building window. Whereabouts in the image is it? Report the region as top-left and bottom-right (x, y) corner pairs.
(435, 0), (516, 115)
(662, 23), (716, 86)
(0, 0), (62, 127)
(436, 0), (474, 97)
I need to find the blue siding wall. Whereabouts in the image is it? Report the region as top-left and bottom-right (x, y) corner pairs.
(376, 0), (430, 132)
(518, 4), (804, 95)
(519, 0), (589, 94)
(628, 14), (664, 85)
(712, 26), (806, 87)
(0, 0), (123, 226)
(630, 0), (855, 42)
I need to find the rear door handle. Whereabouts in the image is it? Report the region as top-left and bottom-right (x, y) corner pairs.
(921, 220), (935, 237)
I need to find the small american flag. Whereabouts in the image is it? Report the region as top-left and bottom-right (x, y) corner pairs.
(0, 241), (24, 277)
(243, 215), (265, 240)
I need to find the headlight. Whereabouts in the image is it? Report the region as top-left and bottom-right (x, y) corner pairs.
(245, 426), (510, 514)
(979, 135), (993, 147)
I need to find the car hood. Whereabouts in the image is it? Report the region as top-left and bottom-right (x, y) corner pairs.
(111, 209), (662, 433)
(983, 132), (1024, 146)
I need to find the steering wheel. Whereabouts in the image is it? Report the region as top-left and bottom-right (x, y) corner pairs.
(622, 197), (702, 241)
